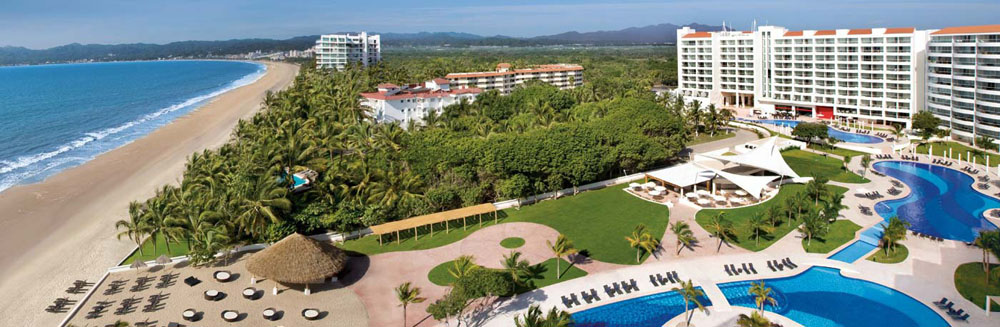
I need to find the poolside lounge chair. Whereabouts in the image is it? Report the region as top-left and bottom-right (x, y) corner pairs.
(767, 260), (775, 272)
(732, 264), (742, 274)
(671, 271), (679, 281)
(724, 265), (733, 276)
(613, 282), (623, 295)
(589, 289), (600, 302)
(748, 263), (758, 274)
(629, 279), (639, 292)
(561, 295), (574, 308)
(570, 293), (581, 305)
(649, 274), (659, 287)
(603, 285), (615, 297)
(954, 313), (970, 321)
(742, 263), (750, 274)
(657, 273), (670, 285)
(939, 302), (954, 310)
(933, 297), (948, 306)
(948, 308), (965, 318)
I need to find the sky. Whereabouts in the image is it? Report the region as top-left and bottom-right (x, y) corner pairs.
(2, 0), (999, 49)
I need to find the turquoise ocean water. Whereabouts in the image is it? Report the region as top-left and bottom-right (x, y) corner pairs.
(0, 60), (265, 192)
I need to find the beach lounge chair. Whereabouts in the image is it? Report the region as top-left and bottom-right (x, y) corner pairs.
(933, 297), (948, 306)
(724, 265), (733, 276)
(604, 285), (615, 297)
(590, 289), (600, 302)
(561, 295), (574, 308)
(940, 302), (955, 310)
(767, 260), (775, 272)
(629, 279), (639, 292)
(581, 291), (593, 304)
(948, 309), (965, 318)
(657, 273), (670, 285)
(649, 274), (659, 287)
(955, 313), (970, 321)
(748, 263), (758, 274)
(613, 282), (623, 295)
(671, 271), (679, 281)
(742, 263), (750, 274)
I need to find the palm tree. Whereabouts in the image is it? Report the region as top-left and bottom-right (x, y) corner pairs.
(671, 221), (696, 255)
(860, 155), (872, 177)
(805, 178), (829, 205)
(514, 305), (573, 327)
(625, 224), (659, 263)
(502, 251), (531, 292)
(394, 282), (425, 327)
(737, 311), (775, 327)
(973, 230), (1000, 284)
(547, 234), (578, 279)
(449, 255), (478, 280)
(707, 213), (734, 252)
(881, 216), (910, 255)
(799, 209), (828, 246)
(234, 178), (292, 238)
(115, 201), (151, 256)
(747, 212), (773, 247)
(749, 281), (777, 314)
(673, 279), (706, 326)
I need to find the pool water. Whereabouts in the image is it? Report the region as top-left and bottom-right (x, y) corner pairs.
(739, 118), (883, 144)
(292, 174), (307, 187)
(874, 161), (1000, 242)
(718, 267), (947, 327)
(828, 223), (884, 263)
(572, 287), (712, 327)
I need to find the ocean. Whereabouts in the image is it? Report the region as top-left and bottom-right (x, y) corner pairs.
(0, 60), (265, 192)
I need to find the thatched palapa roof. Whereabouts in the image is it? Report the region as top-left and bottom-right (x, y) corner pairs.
(246, 233), (347, 284)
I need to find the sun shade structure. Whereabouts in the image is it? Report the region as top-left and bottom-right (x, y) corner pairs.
(696, 163), (781, 199)
(702, 137), (801, 179)
(129, 259), (148, 269)
(246, 233), (347, 285)
(155, 255), (172, 265)
(369, 203), (497, 244)
(645, 162), (717, 188)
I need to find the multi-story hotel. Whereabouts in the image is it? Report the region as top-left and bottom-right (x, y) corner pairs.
(445, 63), (584, 94)
(360, 79), (481, 127)
(314, 32), (381, 70)
(925, 25), (1000, 140)
(677, 25), (928, 128)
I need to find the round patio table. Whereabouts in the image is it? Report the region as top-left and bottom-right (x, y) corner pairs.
(696, 190), (710, 196)
(697, 199), (711, 206)
(222, 310), (239, 322)
(182, 309), (196, 321)
(685, 193), (698, 199)
(204, 290), (220, 301)
(303, 308), (320, 320)
(653, 186), (667, 192)
(629, 182), (640, 189)
(734, 190), (748, 196)
(263, 308), (277, 320)
(712, 195), (726, 202)
(214, 271), (231, 282)
(242, 287), (257, 299)
(649, 190), (662, 197)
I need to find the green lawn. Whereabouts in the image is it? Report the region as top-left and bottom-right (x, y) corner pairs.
(123, 233), (190, 264)
(427, 258), (586, 290)
(782, 149), (869, 183)
(806, 144), (868, 158)
(501, 237), (525, 249)
(867, 244), (908, 263)
(341, 183), (670, 265)
(916, 141), (1000, 165)
(696, 184), (849, 252)
(954, 262), (1000, 312)
(690, 131), (737, 145)
(802, 220), (861, 253)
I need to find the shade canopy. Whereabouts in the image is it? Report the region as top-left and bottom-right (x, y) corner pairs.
(703, 137), (801, 178)
(155, 255), (172, 265)
(645, 162), (716, 188)
(246, 233), (347, 284)
(369, 203), (496, 235)
(130, 259), (148, 269)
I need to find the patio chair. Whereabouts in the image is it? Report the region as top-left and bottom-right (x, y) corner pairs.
(590, 289), (600, 302)
(748, 263), (758, 274)
(649, 274), (659, 287)
(933, 297), (948, 306)
(954, 313), (970, 321)
(767, 260), (775, 272)
(742, 263), (750, 274)
(948, 308), (965, 317)
(671, 271), (679, 281)
(603, 285), (615, 298)
(724, 265), (733, 276)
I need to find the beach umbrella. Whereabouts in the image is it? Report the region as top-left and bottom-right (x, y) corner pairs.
(130, 260), (148, 269)
(246, 233), (347, 295)
(155, 255), (172, 265)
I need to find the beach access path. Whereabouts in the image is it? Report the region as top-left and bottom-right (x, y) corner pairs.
(0, 61), (299, 327)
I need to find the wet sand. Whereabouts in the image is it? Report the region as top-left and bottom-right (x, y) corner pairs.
(0, 61), (299, 326)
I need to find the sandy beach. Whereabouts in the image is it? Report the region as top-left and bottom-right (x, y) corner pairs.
(0, 61), (298, 326)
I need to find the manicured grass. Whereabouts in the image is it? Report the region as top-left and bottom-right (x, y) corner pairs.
(427, 258), (586, 290)
(916, 141), (1000, 165)
(690, 131), (737, 145)
(954, 262), (1000, 312)
(782, 149), (869, 183)
(696, 184), (849, 252)
(342, 183), (669, 265)
(806, 144), (868, 158)
(802, 220), (862, 253)
(501, 237), (525, 249)
(123, 233), (190, 264)
(867, 244), (908, 263)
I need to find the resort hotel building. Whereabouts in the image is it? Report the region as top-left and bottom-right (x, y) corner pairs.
(445, 63), (584, 94)
(314, 32), (381, 70)
(925, 25), (1000, 140)
(360, 79), (482, 126)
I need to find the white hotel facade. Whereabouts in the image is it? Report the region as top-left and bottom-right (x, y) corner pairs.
(315, 32), (381, 70)
(677, 24), (1000, 140)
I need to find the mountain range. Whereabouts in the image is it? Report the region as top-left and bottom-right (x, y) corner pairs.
(0, 23), (722, 65)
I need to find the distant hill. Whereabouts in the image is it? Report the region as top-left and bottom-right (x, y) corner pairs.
(0, 23), (723, 65)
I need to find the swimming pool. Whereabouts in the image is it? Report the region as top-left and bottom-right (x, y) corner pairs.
(718, 267), (947, 327)
(828, 223), (884, 263)
(873, 161), (1000, 242)
(571, 287), (712, 327)
(740, 119), (883, 144)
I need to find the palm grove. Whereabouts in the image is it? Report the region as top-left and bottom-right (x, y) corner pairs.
(113, 48), (737, 265)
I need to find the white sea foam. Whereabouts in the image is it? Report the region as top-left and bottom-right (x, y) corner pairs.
(0, 63), (266, 192)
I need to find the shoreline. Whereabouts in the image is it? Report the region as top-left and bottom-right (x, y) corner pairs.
(0, 61), (299, 326)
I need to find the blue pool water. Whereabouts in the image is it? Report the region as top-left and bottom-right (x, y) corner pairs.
(874, 161), (1000, 242)
(0, 61), (265, 192)
(740, 119), (883, 144)
(572, 287), (712, 327)
(718, 267), (947, 327)
(292, 175), (307, 187)
(828, 223), (884, 263)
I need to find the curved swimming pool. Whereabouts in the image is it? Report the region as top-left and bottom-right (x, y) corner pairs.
(718, 267), (947, 327)
(740, 119), (883, 144)
(572, 287), (712, 327)
(873, 161), (1000, 242)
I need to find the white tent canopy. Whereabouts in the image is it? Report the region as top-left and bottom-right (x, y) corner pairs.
(702, 137), (800, 179)
(645, 162), (716, 188)
(695, 163), (780, 199)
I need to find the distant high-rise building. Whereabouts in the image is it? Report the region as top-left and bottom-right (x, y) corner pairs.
(314, 32), (381, 70)
(925, 25), (1000, 140)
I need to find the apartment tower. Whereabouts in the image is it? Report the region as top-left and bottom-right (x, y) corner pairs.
(315, 32), (381, 70)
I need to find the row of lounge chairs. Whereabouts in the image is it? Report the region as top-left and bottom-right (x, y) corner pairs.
(649, 271), (681, 287)
(85, 300), (114, 319)
(104, 279), (128, 295)
(961, 166), (981, 175)
(887, 187), (902, 196)
(130, 276), (156, 293)
(724, 263), (758, 276)
(870, 169), (886, 177)
(66, 279), (93, 294)
(875, 132), (890, 138)
(767, 258), (799, 272)
(933, 297), (971, 321)
(142, 292), (169, 313)
(932, 159), (954, 166)
(45, 297), (76, 313)
(911, 230), (944, 242)
(900, 155), (920, 161)
(860, 191), (883, 199)
(859, 205), (874, 216)
(115, 296), (142, 315)
(875, 154), (893, 159)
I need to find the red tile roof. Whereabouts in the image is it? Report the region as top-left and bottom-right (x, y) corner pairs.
(682, 32), (712, 38)
(432, 78), (450, 84)
(361, 87), (482, 101)
(783, 31), (804, 37)
(932, 24), (1000, 35)
(497, 63), (511, 68)
(848, 28), (872, 35)
(814, 30), (837, 36)
(885, 27), (915, 34)
(377, 83), (398, 88)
